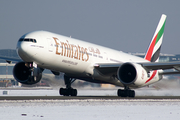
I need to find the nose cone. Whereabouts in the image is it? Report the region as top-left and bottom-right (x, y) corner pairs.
(16, 41), (32, 62)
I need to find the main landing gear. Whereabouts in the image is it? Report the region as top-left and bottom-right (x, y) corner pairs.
(59, 75), (77, 96)
(117, 86), (135, 97)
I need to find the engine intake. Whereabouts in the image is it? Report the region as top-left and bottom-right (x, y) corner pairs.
(118, 63), (137, 84)
(13, 62), (42, 85)
(117, 62), (148, 86)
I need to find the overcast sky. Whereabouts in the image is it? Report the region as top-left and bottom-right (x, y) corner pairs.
(0, 0), (180, 54)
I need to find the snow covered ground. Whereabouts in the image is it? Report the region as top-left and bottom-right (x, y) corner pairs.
(0, 99), (180, 120)
(0, 88), (180, 120)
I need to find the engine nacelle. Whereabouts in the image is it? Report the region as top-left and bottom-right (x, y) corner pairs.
(117, 62), (148, 86)
(13, 62), (42, 85)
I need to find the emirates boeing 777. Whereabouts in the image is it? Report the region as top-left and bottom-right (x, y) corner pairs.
(1, 14), (180, 97)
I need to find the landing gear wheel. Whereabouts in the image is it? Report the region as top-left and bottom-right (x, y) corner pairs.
(118, 89), (127, 97)
(71, 89), (77, 96)
(128, 90), (135, 97)
(59, 75), (78, 96)
(59, 88), (66, 96)
(117, 89), (135, 97)
(59, 88), (77, 96)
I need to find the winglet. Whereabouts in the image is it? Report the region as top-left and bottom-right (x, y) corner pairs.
(144, 14), (167, 62)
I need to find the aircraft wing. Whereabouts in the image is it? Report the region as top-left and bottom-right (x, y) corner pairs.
(140, 62), (180, 70)
(94, 62), (180, 76)
(140, 62), (180, 75)
(0, 55), (22, 63)
(94, 63), (122, 76)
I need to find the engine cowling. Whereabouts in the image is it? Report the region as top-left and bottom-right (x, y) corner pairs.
(117, 62), (148, 86)
(13, 62), (42, 85)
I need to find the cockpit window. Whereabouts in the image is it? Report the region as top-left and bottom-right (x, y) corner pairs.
(19, 38), (24, 41)
(19, 38), (37, 43)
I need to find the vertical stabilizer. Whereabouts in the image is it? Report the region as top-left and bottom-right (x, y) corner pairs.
(144, 14), (167, 62)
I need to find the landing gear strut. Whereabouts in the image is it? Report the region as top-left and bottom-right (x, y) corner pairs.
(59, 75), (77, 96)
(117, 86), (135, 97)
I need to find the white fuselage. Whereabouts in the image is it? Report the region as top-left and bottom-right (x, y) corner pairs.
(17, 31), (161, 88)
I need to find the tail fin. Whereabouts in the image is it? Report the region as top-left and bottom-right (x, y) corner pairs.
(144, 14), (167, 62)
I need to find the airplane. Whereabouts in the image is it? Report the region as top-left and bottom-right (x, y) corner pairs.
(1, 14), (180, 97)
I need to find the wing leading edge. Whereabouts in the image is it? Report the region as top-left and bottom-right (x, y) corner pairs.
(0, 55), (22, 63)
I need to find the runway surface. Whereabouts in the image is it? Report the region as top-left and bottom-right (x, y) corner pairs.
(1, 96), (180, 100)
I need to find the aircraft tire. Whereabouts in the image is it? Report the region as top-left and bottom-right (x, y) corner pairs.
(59, 88), (77, 96)
(70, 89), (77, 96)
(117, 89), (135, 97)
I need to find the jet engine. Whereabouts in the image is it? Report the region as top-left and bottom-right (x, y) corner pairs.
(117, 62), (148, 86)
(13, 62), (42, 85)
